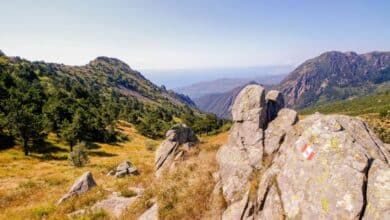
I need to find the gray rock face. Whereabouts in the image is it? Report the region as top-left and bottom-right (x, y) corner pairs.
(109, 160), (139, 178)
(155, 124), (198, 177)
(216, 85), (390, 220)
(217, 85), (267, 205)
(58, 171), (97, 204)
(363, 160), (390, 220)
(139, 203), (158, 220)
(264, 108), (298, 155)
(231, 84), (267, 127)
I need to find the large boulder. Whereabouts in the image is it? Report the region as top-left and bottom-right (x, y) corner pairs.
(231, 84), (267, 127)
(58, 171), (97, 204)
(155, 124), (198, 177)
(216, 85), (390, 220)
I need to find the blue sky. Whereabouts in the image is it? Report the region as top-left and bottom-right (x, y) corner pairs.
(1, 0), (390, 71)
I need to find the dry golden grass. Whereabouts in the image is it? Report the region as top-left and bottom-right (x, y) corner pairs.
(0, 121), (158, 219)
(0, 121), (228, 220)
(123, 132), (228, 220)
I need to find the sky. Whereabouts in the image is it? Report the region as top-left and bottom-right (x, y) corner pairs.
(1, 0), (390, 78)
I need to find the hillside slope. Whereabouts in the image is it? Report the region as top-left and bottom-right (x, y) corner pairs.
(0, 51), (224, 147)
(279, 51), (390, 108)
(193, 86), (244, 119)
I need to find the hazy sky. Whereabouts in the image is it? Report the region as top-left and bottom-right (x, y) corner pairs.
(1, 0), (390, 70)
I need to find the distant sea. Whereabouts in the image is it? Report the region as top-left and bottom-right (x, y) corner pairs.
(141, 65), (293, 89)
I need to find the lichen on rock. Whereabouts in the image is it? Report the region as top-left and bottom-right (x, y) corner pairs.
(215, 84), (390, 220)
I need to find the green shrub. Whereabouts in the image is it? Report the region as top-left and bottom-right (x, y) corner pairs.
(68, 142), (89, 167)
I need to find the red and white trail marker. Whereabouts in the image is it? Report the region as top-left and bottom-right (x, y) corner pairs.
(300, 144), (315, 160)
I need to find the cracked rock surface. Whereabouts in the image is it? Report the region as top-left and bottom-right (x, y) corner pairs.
(155, 124), (198, 177)
(216, 85), (390, 220)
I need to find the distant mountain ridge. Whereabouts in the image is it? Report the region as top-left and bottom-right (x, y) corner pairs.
(279, 51), (390, 108)
(194, 51), (390, 118)
(176, 74), (286, 98)
(194, 86), (245, 119)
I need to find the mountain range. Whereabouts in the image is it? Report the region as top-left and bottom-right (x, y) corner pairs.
(192, 51), (390, 118)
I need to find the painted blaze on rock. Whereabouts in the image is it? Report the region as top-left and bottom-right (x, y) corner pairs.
(216, 85), (390, 220)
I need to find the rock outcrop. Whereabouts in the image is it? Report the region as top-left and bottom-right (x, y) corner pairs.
(215, 85), (390, 220)
(108, 160), (139, 178)
(69, 187), (144, 218)
(139, 203), (158, 220)
(92, 188), (143, 218)
(58, 171), (97, 204)
(155, 124), (198, 177)
(216, 85), (269, 203)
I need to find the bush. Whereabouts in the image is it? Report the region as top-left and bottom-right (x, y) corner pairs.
(68, 142), (89, 167)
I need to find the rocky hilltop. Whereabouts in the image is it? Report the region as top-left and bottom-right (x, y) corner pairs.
(215, 85), (390, 219)
(279, 51), (390, 108)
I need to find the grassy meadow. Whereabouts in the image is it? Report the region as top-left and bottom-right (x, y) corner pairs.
(0, 120), (227, 219)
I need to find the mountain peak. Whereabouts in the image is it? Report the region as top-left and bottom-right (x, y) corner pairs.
(88, 56), (131, 68)
(318, 51), (358, 59)
(0, 49), (4, 56)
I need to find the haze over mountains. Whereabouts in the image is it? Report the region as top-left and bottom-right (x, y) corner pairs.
(191, 51), (390, 118)
(175, 74), (286, 99)
(144, 65), (292, 89)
